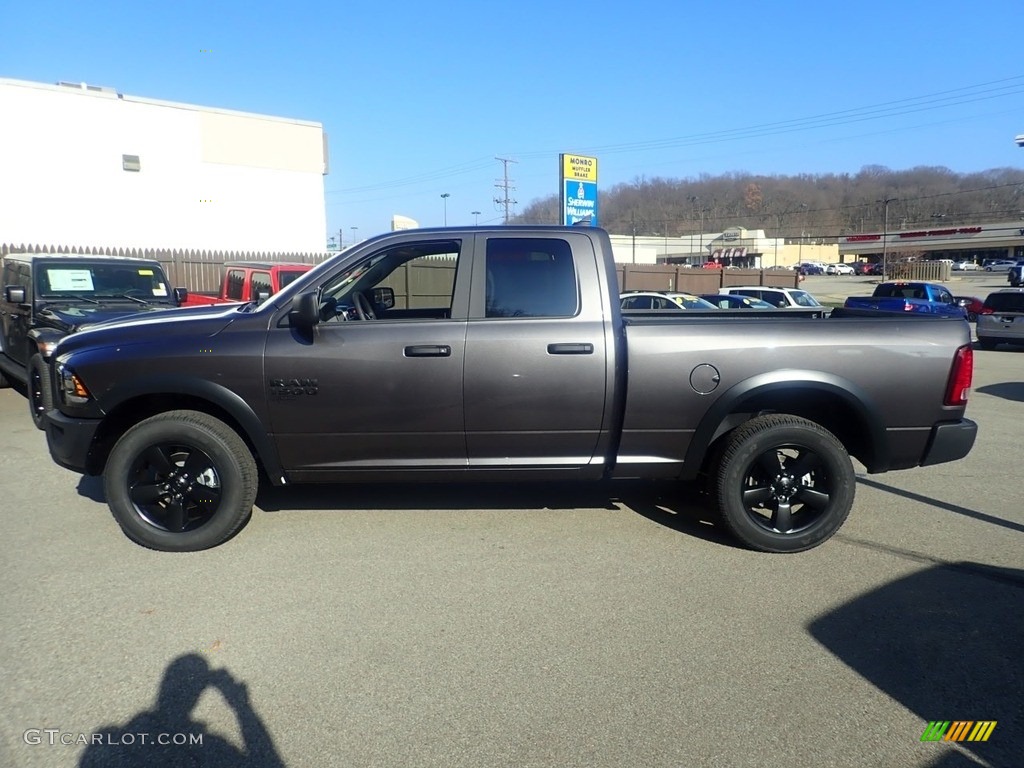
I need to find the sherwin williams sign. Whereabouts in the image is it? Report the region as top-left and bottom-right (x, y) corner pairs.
(560, 153), (598, 226)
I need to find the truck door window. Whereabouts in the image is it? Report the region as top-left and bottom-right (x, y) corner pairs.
(318, 239), (463, 321)
(484, 238), (578, 318)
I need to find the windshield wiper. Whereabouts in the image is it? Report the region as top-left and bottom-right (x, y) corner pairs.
(43, 294), (101, 305)
(110, 293), (150, 305)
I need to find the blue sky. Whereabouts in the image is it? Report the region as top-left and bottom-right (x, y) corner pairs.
(4, 0), (1023, 246)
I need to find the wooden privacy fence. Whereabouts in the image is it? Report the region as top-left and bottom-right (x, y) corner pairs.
(2, 244), (801, 297)
(618, 264), (801, 294)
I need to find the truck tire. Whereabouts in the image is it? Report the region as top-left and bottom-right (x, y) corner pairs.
(103, 410), (258, 552)
(714, 414), (855, 553)
(28, 354), (53, 430)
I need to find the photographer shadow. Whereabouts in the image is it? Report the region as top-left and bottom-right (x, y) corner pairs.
(79, 653), (284, 767)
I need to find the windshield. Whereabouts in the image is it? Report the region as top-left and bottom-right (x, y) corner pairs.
(789, 290), (822, 307)
(37, 263), (173, 302)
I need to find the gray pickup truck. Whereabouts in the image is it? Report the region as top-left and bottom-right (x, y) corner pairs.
(42, 226), (977, 553)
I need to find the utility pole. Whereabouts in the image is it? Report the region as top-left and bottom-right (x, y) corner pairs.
(494, 157), (517, 224)
(631, 210), (636, 263)
(879, 197), (896, 279)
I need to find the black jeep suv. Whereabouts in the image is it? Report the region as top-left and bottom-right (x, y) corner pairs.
(0, 253), (184, 428)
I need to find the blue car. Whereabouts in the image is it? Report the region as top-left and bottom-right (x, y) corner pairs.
(700, 294), (775, 309)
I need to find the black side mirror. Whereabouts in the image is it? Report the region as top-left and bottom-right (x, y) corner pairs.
(256, 290), (271, 305)
(290, 292), (321, 329)
(173, 287), (188, 305)
(371, 286), (395, 309)
(5, 286), (27, 304)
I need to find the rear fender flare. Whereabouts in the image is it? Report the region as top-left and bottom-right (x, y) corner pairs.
(681, 370), (887, 480)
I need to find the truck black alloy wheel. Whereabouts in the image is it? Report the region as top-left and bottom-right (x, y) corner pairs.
(28, 354), (53, 430)
(104, 411), (258, 552)
(715, 415), (855, 553)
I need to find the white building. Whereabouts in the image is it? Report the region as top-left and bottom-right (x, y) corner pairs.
(608, 226), (838, 267)
(0, 78), (328, 253)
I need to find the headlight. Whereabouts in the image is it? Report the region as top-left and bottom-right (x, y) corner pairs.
(38, 340), (61, 357)
(57, 363), (91, 404)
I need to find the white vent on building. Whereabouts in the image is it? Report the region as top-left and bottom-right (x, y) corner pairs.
(56, 81), (119, 95)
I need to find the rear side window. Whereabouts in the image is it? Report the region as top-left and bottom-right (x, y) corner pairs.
(984, 292), (1024, 312)
(278, 270), (306, 289)
(225, 270), (246, 300)
(485, 238), (578, 318)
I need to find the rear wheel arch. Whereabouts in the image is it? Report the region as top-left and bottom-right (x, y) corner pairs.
(683, 375), (885, 481)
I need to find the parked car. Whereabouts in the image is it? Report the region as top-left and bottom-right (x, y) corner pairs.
(853, 262), (880, 276)
(0, 253), (185, 429)
(798, 263), (825, 275)
(620, 291), (717, 310)
(952, 261), (980, 271)
(843, 282), (966, 319)
(825, 263), (855, 276)
(976, 289), (1024, 349)
(954, 296), (984, 322)
(720, 285), (825, 311)
(184, 261), (314, 306)
(1008, 265), (1024, 288)
(699, 294), (775, 309)
(984, 260), (1017, 272)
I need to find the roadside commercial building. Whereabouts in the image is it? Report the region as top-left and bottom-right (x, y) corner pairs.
(0, 78), (328, 254)
(838, 221), (1024, 264)
(609, 226), (837, 267)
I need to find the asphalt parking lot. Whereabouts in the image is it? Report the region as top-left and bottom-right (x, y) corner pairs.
(1, 306), (1021, 767)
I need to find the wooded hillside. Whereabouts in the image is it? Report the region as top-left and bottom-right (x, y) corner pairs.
(513, 166), (1024, 241)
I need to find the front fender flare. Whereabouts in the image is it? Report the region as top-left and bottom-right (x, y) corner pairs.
(97, 375), (286, 485)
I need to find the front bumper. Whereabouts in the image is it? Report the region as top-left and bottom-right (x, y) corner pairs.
(920, 418), (978, 467)
(44, 409), (102, 475)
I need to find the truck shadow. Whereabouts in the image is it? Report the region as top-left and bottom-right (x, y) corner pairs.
(254, 478), (737, 548)
(73, 475), (741, 548)
(807, 561), (1023, 768)
(974, 381), (1024, 402)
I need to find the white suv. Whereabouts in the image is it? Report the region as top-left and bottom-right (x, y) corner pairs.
(721, 285), (823, 309)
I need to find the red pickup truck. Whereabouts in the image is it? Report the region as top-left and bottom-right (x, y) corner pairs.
(184, 261), (314, 306)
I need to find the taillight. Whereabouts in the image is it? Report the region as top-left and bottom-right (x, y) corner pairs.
(979, 307), (994, 315)
(944, 345), (973, 406)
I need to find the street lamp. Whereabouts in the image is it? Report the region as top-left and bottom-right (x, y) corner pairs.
(471, 210), (481, 225)
(350, 226), (358, 246)
(440, 193), (450, 226)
